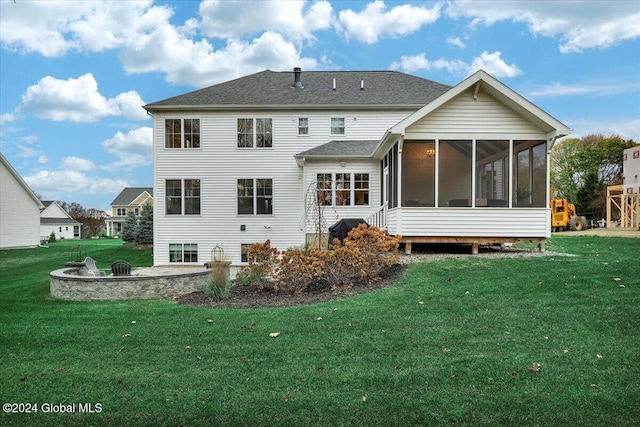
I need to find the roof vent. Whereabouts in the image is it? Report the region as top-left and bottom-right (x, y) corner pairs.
(292, 67), (303, 89)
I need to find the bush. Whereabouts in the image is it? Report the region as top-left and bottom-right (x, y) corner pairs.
(203, 260), (231, 300)
(315, 243), (358, 287)
(238, 227), (399, 293)
(276, 249), (323, 295)
(48, 231), (57, 243)
(343, 223), (399, 281)
(235, 240), (279, 291)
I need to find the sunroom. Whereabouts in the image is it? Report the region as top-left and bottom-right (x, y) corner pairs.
(371, 70), (571, 253)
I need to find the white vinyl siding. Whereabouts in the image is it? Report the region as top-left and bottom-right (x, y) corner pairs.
(153, 110), (407, 265)
(387, 208), (549, 238)
(406, 88), (543, 139)
(0, 158), (42, 248)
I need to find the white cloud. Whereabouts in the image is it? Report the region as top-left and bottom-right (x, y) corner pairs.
(567, 118), (640, 143)
(102, 127), (153, 170)
(20, 74), (147, 122)
(527, 81), (640, 97)
(470, 51), (521, 78)
(199, 0), (333, 41)
(63, 156), (96, 172)
(38, 155), (48, 164)
(447, 36), (466, 48)
(0, 0), (172, 57)
(446, 0), (640, 53)
(15, 145), (40, 159)
(338, 0), (440, 44)
(88, 178), (132, 195)
(24, 169), (130, 200)
(120, 28), (317, 87)
(0, 113), (15, 124)
(389, 53), (467, 74)
(390, 51), (521, 79)
(1, 0), (326, 88)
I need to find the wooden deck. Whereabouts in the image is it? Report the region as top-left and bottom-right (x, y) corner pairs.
(398, 235), (545, 254)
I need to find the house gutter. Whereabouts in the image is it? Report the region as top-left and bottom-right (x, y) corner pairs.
(142, 104), (424, 113)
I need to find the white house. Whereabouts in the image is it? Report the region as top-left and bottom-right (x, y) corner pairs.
(104, 187), (153, 237)
(143, 68), (571, 266)
(0, 153), (45, 248)
(40, 201), (82, 240)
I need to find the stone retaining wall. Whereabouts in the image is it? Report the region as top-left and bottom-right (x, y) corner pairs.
(50, 268), (210, 301)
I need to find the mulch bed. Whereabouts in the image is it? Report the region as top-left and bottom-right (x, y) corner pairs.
(174, 263), (408, 309)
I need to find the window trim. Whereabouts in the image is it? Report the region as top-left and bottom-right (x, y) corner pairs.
(298, 117), (309, 136)
(237, 178), (273, 215)
(169, 243), (198, 263)
(316, 172), (370, 207)
(237, 117), (273, 148)
(165, 118), (200, 149)
(330, 117), (345, 135)
(165, 178), (201, 216)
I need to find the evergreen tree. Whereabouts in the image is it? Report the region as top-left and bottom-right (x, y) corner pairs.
(135, 204), (154, 244)
(121, 211), (138, 243)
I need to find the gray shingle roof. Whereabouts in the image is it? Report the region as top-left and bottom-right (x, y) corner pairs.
(296, 140), (379, 158)
(144, 70), (451, 109)
(110, 187), (153, 206)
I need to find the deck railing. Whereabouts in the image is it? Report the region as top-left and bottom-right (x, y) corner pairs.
(367, 203), (388, 229)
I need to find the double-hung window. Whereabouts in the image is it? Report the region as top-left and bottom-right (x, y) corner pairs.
(237, 178), (273, 215)
(336, 173), (351, 206)
(317, 173), (333, 206)
(298, 117), (309, 135)
(316, 173), (369, 206)
(330, 117), (345, 135)
(165, 119), (200, 148)
(169, 243), (198, 263)
(237, 118), (272, 148)
(165, 179), (201, 215)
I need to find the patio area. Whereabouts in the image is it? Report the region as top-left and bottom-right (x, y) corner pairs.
(50, 265), (210, 301)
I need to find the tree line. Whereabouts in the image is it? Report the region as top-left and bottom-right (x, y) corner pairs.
(550, 133), (638, 218)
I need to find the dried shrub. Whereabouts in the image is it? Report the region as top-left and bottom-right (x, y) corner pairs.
(236, 240), (279, 291)
(343, 223), (400, 281)
(315, 240), (360, 288)
(276, 249), (324, 295)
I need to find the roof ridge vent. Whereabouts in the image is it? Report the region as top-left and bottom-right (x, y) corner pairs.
(292, 67), (303, 89)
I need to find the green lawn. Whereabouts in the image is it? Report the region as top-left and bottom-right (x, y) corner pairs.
(1, 237), (639, 426)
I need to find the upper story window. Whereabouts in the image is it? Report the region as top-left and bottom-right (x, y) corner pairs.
(166, 179), (201, 215)
(165, 119), (200, 148)
(316, 173), (369, 207)
(117, 208), (127, 216)
(237, 178), (273, 215)
(298, 117), (309, 135)
(237, 118), (272, 148)
(331, 117), (345, 135)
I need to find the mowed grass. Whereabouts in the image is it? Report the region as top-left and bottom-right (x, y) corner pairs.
(1, 237), (639, 426)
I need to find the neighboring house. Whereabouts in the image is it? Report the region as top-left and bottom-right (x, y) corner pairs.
(0, 153), (45, 248)
(105, 187), (153, 236)
(40, 201), (82, 240)
(143, 68), (571, 266)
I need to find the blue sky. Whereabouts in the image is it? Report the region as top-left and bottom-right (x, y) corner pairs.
(1, 0), (639, 212)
